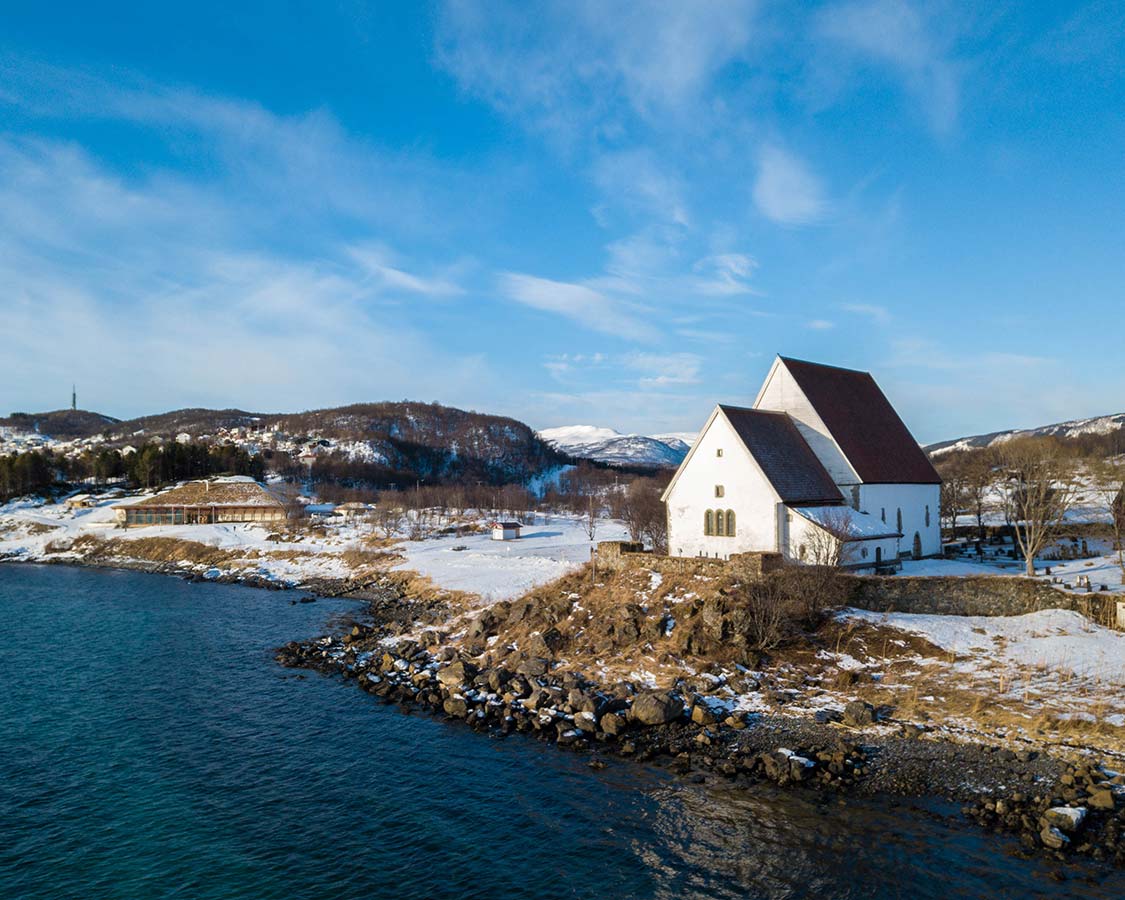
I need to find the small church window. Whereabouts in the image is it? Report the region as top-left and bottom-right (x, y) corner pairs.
(861, 547), (868, 559)
(925, 505), (931, 527)
(896, 508), (903, 533)
(715, 485), (725, 498)
(704, 510), (713, 536)
(881, 508), (886, 523)
(726, 510), (735, 537)
(715, 509), (725, 536)
(716, 448), (723, 457)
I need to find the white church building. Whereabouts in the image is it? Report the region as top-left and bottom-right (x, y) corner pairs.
(662, 356), (942, 568)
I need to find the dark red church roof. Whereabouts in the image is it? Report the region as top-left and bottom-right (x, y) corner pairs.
(778, 357), (941, 485)
(718, 406), (844, 503)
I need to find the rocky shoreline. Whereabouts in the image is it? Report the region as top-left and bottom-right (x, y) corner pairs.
(276, 601), (1125, 872)
(8, 553), (1123, 871)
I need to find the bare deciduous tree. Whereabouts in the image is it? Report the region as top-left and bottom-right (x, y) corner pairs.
(997, 438), (1078, 576)
(373, 503), (405, 540)
(617, 477), (668, 553)
(584, 494), (600, 542)
(805, 507), (858, 568)
(1093, 459), (1125, 581)
(962, 452), (997, 544)
(937, 459), (968, 536)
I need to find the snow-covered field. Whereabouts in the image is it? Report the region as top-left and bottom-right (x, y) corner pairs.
(897, 549), (1125, 593)
(395, 514), (628, 603)
(846, 607), (1125, 686)
(0, 493), (360, 584)
(0, 493), (629, 599)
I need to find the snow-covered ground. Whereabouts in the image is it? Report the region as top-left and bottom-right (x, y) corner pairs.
(898, 558), (1010, 577)
(395, 513), (629, 603)
(846, 607), (1125, 685)
(898, 547), (1125, 593)
(0, 492), (631, 599)
(0, 493), (361, 584)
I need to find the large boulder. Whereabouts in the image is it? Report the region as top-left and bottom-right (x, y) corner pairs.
(1042, 806), (1086, 833)
(516, 657), (550, 678)
(843, 700), (875, 727)
(630, 691), (684, 726)
(437, 660), (477, 688)
(601, 712), (626, 736)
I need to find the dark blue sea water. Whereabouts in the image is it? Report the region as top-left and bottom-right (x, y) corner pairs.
(1, 565), (1122, 899)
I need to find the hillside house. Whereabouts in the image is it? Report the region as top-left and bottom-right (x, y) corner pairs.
(113, 478), (287, 526)
(662, 357), (941, 567)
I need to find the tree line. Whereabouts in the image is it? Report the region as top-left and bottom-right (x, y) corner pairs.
(936, 437), (1125, 579)
(0, 441), (265, 502)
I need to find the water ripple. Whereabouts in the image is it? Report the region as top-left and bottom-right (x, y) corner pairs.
(1, 565), (1122, 899)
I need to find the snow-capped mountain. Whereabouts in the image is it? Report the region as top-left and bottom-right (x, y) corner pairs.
(927, 413), (1125, 456)
(538, 425), (695, 467)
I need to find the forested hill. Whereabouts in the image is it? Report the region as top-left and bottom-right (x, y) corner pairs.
(2, 402), (567, 487)
(271, 402), (566, 485)
(0, 410), (120, 439)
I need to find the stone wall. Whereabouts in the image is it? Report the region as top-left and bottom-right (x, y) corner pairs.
(844, 575), (1120, 628)
(595, 542), (783, 580)
(596, 542), (1123, 630)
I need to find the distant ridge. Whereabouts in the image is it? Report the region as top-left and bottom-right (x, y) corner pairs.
(1, 402), (565, 485)
(927, 412), (1125, 456)
(0, 409), (120, 439)
(539, 425), (694, 468)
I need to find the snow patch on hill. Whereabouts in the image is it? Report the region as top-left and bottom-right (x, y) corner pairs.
(928, 412), (1125, 456)
(539, 425), (694, 468)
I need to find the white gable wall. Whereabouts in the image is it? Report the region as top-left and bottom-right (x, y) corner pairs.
(665, 410), (782, 559)
(857, 483), (941, 558)
(753, 359), (859, 485)
(755, 358), (941, 559)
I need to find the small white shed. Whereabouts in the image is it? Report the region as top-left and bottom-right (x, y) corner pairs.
(491, 521), (521, 541)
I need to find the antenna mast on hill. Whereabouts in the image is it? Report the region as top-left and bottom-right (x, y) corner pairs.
(72, 384), (77, 411)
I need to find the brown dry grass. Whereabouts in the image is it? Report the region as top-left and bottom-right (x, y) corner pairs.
(73, 534), (242, 568)
(25, 522), (59, 536)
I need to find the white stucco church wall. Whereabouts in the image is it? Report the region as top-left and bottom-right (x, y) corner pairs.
(665, 410), (781, 559)
(663, 356), (943, 567)
(855, 483), (941, 559)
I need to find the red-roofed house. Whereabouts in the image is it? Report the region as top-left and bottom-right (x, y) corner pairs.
(662, 357), (941, 566)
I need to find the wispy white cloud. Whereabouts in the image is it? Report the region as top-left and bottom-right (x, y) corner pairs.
(816, 0), (960, 134)
(691, 253), (760, 296)
(625, 352), (703, 387)
(499, 272), (659, 341)
(807, 319), (835, 330)
(841, 302), (891, 324)
(435, 0), (758, 139)
(752, 144), (827, 225)
(347, 245), (465, 297)
(0, 130), (494, 416)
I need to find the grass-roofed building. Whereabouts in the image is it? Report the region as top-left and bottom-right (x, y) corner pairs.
(113, 477), (287, 526)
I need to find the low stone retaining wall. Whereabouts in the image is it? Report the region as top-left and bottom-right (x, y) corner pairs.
(595, 542), (783, 580)
(844, 575), (1120, 628)
(596, 543), (1123, 629)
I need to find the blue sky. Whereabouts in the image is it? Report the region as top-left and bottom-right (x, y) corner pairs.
(1, 1), (1123, 442)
